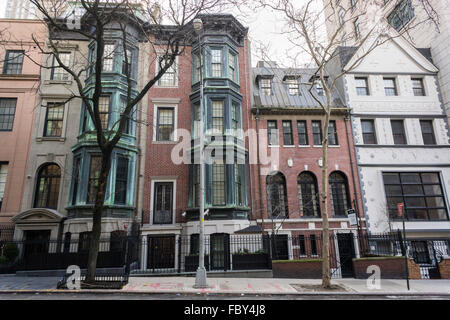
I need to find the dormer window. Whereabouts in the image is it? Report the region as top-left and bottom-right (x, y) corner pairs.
(260, 78), (272, 96)
(285, 77), (300, 96)
(316, 83), (324, 96)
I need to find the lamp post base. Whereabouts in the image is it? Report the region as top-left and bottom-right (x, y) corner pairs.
(193, 266), (209, 288)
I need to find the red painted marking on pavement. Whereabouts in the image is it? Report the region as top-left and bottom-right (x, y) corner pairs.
(248, 283), (255, 291)
(271, 283), (285, 292)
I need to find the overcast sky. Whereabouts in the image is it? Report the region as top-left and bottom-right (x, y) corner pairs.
(0, 1), (320, 67)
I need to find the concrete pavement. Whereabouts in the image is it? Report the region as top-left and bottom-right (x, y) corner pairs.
(0, 274), (449, 296)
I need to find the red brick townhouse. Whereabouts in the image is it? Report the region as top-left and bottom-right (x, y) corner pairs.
(139, 14), (253, 271)
(248, 61), (365, 270)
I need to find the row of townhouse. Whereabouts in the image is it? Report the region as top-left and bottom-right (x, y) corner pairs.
(0, 11), (448, 274)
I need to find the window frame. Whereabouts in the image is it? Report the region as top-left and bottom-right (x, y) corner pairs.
(211, 100), (224, 134)
(383, 77), (398, 96)
(361, 119), (377, 145)
(391, 119), (407, 145)
(260, 78), (272, 96)
(3, 50), (24, 75)
(212, 162), (226, 206)
(86, 155), (102, 204)
(297, 120), (308, 146)
(282, 120), (294, 146)
(267, 120), (279, 146)
(328, 120), (338, 146)
(114, 156), (129, 205)
(102, 43), (115, 72)
(156, 107), (175, 141)
(355, 77), (369, 96)
(156, 55), (178, 87)
(298, 172), (320, 217)
(33, 163), (61, 210)
(382, 172), (449, 221)
(0, 98), (17, 131)
(50, 52), (71, 81)
(412, 78), (425, 96)
(312, 120), (323, 146)
(152, 181), (175, 224)
(420, 120), (436, 145)
(211, 48), (223, 78)
(0, 163), (8, 212)
(43, 103), (65, 137)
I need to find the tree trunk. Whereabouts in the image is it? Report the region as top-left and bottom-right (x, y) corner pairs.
(85, 149), (112, 283)
(321, 112), (331, 288)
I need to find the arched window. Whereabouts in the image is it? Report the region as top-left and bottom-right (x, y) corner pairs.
(266, 172), (288, 218)
(298, 172), (320, 217)
(329, 171), (351, 216)
(34, 163), (61, 209)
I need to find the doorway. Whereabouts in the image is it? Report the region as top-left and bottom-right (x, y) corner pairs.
(147, 235), (175, 270)
(337, 233), (356, 278)
(210, 233), (230, 270)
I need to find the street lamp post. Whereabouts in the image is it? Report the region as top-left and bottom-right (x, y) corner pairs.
(193, 17), (208, 288)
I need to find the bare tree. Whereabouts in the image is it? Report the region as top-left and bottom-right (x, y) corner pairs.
(248, 0), (439, 288)
(27, 0), (240, 284)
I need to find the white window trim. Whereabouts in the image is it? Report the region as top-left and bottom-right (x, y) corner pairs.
(37, 100), (69, 140)
(152, 103), (178, 142)
(155, 55), (179, 88)
(149, 179), (177, 226)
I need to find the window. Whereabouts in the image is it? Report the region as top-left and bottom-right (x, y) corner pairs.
(235, 165), (244, 206)
(286, 77), (300, 95)
(212, 162), (225, 205)
(282, 120), (293, 145)
(114, 157), (128, 205)
(231, 102), (240, 132)
(338, 9), (345, 26)
(0, 98), (17, 131)
(3, 50), (24, 74)
(157, 57), (177, 87)
(156, 107), (174, 141)
(420, 120), (436, 145)
(87, 155), (102, 204)
(328, 120), (338, 145)
(297, 120), (308, 145)
(34, 164), (61, 209)
(329, 172), (350, 216)
(361, 119), (377, 144)
(44, 103), (64, 137)
(355, 77), (369, 96)
(153, 182), (173, 224)
(194, 54), (201, 83)
(71, 157), (80, 205)
(382, 172), (448, 221)
(312, 120), (322, 145)
(211, 49), (222, 77)
(267, 120), (278, 145)
(103, 44), (115, 71)
(412, 78), (425, 96)
(310, 234), (318, 256)
(384, 78), (397, 96)
(0, 163), (8, 211)
(315, 82), (324, 96)
(350, 0), (357, 10)
(99, 96), (110, 130)
(391, 120), (407, 144)
(122, 49), (132, 77)
(50, 52), (71, 80)
(298, 172), (320, 217)
(260, 78), (272, 96)
(212, 101), (224, 134)
(228, 51), (237, 81)
(266, 172), (288, 218)
(387, 0), (414, 31)
(119, 98), (132, 135)
(88, 46), (95, 75)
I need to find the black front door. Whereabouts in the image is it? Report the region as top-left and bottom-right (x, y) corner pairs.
(147, 235), (175, 270)
(210, 233), (230, 270)
(337, 233), (355, 278)
(23, 230), (51, 257)
(272, 234), (289, 260)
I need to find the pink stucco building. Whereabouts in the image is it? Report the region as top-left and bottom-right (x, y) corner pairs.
(0, 19), (46, 226)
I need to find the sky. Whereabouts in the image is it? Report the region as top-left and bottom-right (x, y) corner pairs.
(0, 0), (324, 67)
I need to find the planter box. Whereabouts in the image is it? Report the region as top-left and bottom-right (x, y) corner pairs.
(232, 253), (270, 270)
(272, 259), (322, 279)
(353, 256), (421, 279)
(184, 255), (210, 272)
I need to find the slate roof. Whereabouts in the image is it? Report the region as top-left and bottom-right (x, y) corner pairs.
(252, 64), (345, 111)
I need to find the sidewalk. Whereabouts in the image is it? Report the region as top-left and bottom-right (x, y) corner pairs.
(1, 274), (449, 295)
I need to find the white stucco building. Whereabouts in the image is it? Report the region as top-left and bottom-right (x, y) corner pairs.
(323, 0), (450, 120)
(332, 33), (450, 239)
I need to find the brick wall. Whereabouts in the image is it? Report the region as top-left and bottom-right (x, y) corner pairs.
(438, 258), (450, 279)
(272, 259), (322, 279)
(353, 257), (421, 279)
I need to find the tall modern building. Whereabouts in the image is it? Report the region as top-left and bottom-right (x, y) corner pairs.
(4, 0), (36, 19)
(322, 0), (450, 120)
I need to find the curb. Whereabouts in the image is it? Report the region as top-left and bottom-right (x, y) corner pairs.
(0, 289), (449, 296)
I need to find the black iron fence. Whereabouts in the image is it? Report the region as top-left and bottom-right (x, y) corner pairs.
(1, 232), (449, 279)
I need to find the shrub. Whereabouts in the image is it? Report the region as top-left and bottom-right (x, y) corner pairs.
(2, 243), (19, 262)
